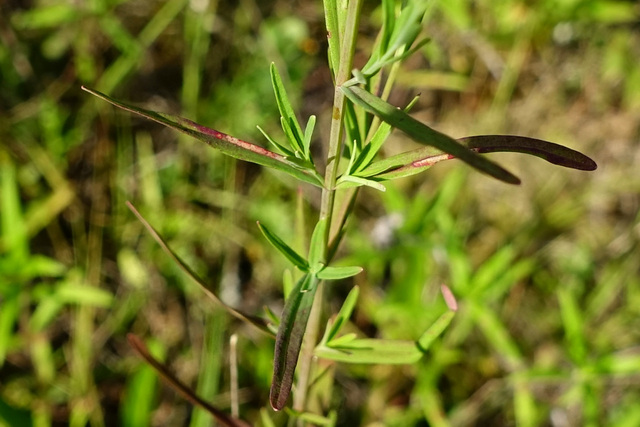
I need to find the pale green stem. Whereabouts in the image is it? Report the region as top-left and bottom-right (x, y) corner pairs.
(293, 0), (362, 417)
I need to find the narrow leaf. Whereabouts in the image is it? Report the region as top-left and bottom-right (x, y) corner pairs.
(359, 134), (597, 181)
(82, 87), (323, 187)
(127, 334), (251, 427)
(302, 115), (316, 159)
(341, 85), (521, 184)
(257, 222), (309, 271)
(327, 332), (358, 347)
(126, 202), (273, 337)
(308, 219), (327, 271)
(270, 274), (319, 410)
(256, 125), (295, 157)
(336, 175), (387, 192)
(280, 116), (303, 156)
(353, 95), (420, 173)
(326, 285), (359, 342)
(270, 63), (305, 152)
(316, 265), (363, 280)
(315, 338), (423, 364)
(417, 311), (456, 352)
(458, 135), (597, 171)
(322, 0), (340, 76)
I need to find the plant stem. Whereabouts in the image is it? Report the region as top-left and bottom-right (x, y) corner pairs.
(293, 0), (362, 416)
(320, 0), (362, 228)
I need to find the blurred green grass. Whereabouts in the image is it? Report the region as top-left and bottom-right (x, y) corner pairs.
(1, 0), (639, 426)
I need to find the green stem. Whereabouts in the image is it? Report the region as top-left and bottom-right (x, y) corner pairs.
(320, 0), (362, 230)
(293, 0), (362, 416)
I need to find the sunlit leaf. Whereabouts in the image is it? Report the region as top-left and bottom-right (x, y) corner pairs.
(341, 85), (521, 184)
(308, 219), (327, 273)
(315, 338), (423, 364)
(417, 310), (456, 352)
(352, 95), (419, 174)
(271, 63), (305, 153)
(257, 222), (309, 271)
(257, 125), (295, 157)
(316, 265), (363, 280)
(82, 87), (323, 187)
(336, 175), (387, 192)
(302, 115), (316, 159)
(327, 332), (358, 347)
(326, 285), (359, 342)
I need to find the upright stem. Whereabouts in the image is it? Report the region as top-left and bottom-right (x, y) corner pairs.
(292, 0), (362, 415)
(320, 0), (362, 230)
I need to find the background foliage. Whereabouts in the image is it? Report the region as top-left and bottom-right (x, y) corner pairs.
(1, 0), (639, 425)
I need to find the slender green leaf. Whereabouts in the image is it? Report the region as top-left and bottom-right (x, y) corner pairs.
(326, 285), (359, 342)
(257, 221), (309, 271)
(263, 304), (280, 328)
(322, 0), (340, 76)
(302, 115), (316, 159)
(82, 87), (323, 187)
(341, 85), (521, 184)
(417, 311), (456, 352)
(270, 63), (305, 152)
(270, 274), (319, 410)
(280, 116), (303, 156)
(316, 265), (363, 280)
(327, 333), (357, 347)
(308, 219), (328, 271)
(352, 95), (419, 173)
(126, 202), (273, 337)
(356, 146), (444, 178)
(315, 338), (423, 364)
(256, 125), (295, 157)
(336, 175), (387, 192)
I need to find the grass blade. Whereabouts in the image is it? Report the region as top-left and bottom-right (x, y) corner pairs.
(270, 274), (319, 410)
(341, 85), (521, 184)
(82, 86), (323, 187)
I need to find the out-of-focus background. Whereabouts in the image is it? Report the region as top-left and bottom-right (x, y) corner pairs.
(1, 0), (639, 426)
